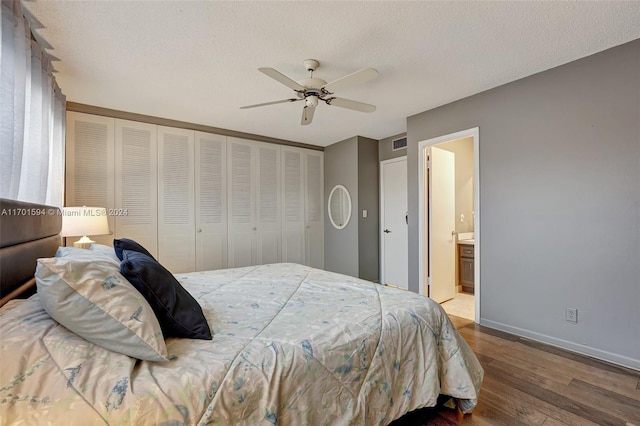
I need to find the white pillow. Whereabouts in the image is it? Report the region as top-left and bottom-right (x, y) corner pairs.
(89, 243), (120, 262)
(55, 246), (120, 267)
(36, 257), (168, 362)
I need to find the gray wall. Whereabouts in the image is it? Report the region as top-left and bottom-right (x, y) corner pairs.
(324, 136), (380, 280)
(438, 137), (474, 234)
(379, 133), (407, 161)
(324, 137), (359, 277)
(407, 39), (640, 368)
(358, 137), (380, 282)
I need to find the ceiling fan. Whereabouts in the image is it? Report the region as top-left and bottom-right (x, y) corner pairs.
(241, 59), (378, 125)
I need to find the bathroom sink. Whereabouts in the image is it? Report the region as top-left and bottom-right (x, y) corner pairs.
(457, 232), (474, 245)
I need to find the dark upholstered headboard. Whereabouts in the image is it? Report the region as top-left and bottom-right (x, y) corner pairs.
(0, 198), (62, 306)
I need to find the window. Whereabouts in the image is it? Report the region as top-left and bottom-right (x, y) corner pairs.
(1, 0), (66, 206)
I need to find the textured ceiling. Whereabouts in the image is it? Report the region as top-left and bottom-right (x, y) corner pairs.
(24, 1), (640, 147)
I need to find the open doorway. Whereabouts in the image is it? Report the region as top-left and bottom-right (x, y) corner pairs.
(418, 128), (480, 323)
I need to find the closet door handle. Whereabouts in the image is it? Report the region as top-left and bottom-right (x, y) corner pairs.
(252, 227), (257, 231)
(197, 229), (202, 233)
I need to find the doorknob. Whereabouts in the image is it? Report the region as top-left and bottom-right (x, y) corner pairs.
(384, 229), (391, 233)
(197, 229), (202, 233)
(451, 230), (457, 237)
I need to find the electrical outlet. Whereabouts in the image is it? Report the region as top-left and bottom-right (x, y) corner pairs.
(566, 308), (578, 323)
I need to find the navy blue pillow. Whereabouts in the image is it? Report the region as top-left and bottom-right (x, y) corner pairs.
(120, 250), (212, 340)
(114, 238), (155, 261)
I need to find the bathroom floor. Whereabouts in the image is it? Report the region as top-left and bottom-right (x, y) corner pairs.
(440, 292), (474, 321)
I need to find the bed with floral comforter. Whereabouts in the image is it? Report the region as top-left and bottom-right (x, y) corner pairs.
(0, 263), (483, 425)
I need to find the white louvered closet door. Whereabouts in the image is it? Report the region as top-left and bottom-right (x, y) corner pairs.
(195, 131), (227, 271)
(305, 150), (324, 268)
(227, 138), (256, 267)
(158, 126), (195, 273)
(65, 112), (115, 246)
(115, 120), (158, 257)
(256, 142), (281, 264)
(281, 147), (305, 264)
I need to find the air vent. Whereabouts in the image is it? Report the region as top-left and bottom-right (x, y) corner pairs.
(392, 137), (407, 151)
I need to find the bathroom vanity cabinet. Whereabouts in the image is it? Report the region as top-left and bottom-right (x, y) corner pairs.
(458, 243), (475, 294)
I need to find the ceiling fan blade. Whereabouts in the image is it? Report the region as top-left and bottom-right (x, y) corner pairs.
(240, 98), (301, 109)
(259, 67), (306, 92)
(328, 97), (376, 113)
(301, 105), (315, 126)
(321, 68), (378, 93)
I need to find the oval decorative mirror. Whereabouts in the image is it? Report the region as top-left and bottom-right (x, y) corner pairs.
(328, 185), (352, 230)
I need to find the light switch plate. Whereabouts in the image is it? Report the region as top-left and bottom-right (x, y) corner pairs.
(362, 210), (367, 218)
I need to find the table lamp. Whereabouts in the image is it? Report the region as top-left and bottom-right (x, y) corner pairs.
(60, 206), (110, 248)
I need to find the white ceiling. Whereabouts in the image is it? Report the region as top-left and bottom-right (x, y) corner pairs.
(25, 1), (640, 147)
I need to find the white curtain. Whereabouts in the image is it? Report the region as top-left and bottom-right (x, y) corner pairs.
(0, 0), (65, 207)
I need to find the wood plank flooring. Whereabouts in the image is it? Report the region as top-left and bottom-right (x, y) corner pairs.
(390, 315), (640, 426)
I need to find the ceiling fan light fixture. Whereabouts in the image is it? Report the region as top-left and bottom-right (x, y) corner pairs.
(305, 95), (319, 108)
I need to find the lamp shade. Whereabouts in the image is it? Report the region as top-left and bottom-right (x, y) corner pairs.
(60, 206), (110, 237)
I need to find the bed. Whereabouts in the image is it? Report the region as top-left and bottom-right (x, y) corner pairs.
(0, 198), (483, 425)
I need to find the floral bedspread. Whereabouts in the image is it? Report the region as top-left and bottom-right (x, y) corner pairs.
(0, 263), (482, 425)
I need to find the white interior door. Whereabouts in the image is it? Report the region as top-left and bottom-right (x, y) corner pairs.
(381, 157), (408, 289)
(65, 112), (115, 246)
(304, 151), (324, 269)
(115, 119), (158, 256)
(256, 143), (281, 264)
(429, 146), (456, 303)
(227, 138), (256, 267)
(157, 126), (195, 273)
(281, 147), (305, 264)
(195, 131), (227, 271)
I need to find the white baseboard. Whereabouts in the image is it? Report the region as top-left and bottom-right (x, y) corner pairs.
(480, 319), (640, 372)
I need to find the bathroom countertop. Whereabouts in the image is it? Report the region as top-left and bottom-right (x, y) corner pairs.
(457, 239), (475, 245)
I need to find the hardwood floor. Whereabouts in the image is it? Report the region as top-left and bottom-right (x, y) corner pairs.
(390, 315), (640, 426)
